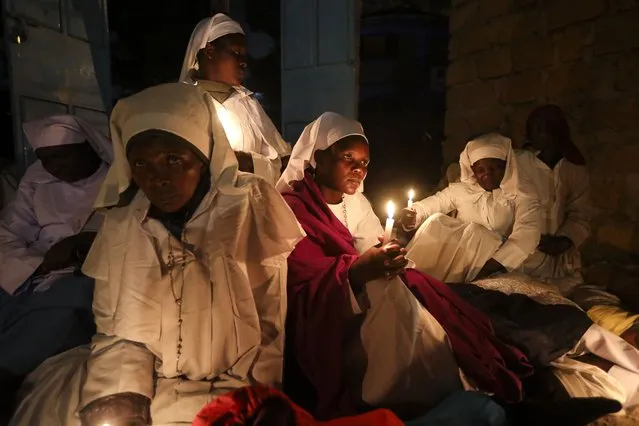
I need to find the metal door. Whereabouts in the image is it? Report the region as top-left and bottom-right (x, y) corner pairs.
(281, 0), (359, 141)
(3, 0), (111, 174)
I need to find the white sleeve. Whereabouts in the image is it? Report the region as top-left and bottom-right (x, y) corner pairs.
(0, 177), (45, 293)
(492, 195), (542, 270)
(412, 186), (457, 226)
(242, 180), (305, 386)
(556, 165), (591, 248)
(79, 224), (155, 409)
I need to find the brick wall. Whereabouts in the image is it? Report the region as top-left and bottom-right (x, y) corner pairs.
(446, 0), (639, 262)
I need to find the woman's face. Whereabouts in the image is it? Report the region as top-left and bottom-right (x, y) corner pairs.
(471, 158), (506, 191)
(314, 136), (369, 196)
(201, 34), (247, 86)
(127, 132), (205, 213)
(36, 142), (102, 183)
(528, 119), (554, 152)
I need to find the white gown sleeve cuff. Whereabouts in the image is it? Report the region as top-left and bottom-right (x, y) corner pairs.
(491, 241), (528, 271)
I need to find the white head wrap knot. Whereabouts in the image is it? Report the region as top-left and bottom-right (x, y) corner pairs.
(276, 112), (368, 193)
(180, 14), (245, 82)
(94, 82), (238, 208)
(459, 133), (519, 199)
(23, 115), (113, 164)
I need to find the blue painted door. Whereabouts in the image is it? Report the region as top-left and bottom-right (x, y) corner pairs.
(280, 0), (359, 142)
(3, 0), (111, 174)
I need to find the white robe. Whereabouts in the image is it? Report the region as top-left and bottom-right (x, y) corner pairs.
(328, 192), (469, 414)
(516, 150), (591, 284)
(193, 80), (290, 186)
(216, 87), (291, 185)
(10, 174), (304, 426)
(406, 183), (541, 282)
(0, 163), (108, 294)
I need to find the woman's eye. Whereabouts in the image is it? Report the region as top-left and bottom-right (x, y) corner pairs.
(167, 155), (182, 166)
(134, 160), (146, 168)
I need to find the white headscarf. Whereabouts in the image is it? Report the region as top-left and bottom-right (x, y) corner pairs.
(23, 115), (113, 164)
(276, 112), (368, 193)
(459, 133), (519, 199)
(94, 82), (238, 208)
(179, 14), (245, 83)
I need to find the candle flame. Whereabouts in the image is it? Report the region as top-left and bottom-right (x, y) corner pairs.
(408, 189), (415, 200)
(386, 200), (395, 219)
(16, 35), (21, 44)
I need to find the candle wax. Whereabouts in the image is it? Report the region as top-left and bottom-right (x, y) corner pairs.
(384, 218), (394, 243)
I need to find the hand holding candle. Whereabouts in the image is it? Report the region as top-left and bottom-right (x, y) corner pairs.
(384, 201), (395, 243)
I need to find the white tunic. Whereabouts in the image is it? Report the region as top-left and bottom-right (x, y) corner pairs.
(327, 193), (383, 254)
(406, 183), (541, 282)
(0, 163), (108, 293)
(516, 150), (591, 281)
(11, 174), (304, 425)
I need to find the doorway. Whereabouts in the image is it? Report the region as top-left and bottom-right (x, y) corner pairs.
(358, 6), (449, 215)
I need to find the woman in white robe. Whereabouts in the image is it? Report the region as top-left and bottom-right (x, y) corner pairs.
(180, 13), (291, 186)
(399, 133), (541, 283)
(10, 82), (304, 425)
(517, 105), (590, 293)
(0, 116), (112, 388)
(0, 115), (112, 295)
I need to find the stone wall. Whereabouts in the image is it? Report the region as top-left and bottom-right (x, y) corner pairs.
(446, 0), (639, 262)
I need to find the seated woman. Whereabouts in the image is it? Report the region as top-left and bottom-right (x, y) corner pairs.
(517, 105), (639, 348)
(517, 105), (590, 292)
(399, 133), (541, 282)
(0, 116), (112, 394)
(0, 115), (112, 295)
(277, 112), (534, 422)
(9, 83), (305, 425)
(180, 13), (291, 184)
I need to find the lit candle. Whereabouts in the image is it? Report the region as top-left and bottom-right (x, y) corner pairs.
(407, 189), (415, 209)
(384, 201), (395, 243)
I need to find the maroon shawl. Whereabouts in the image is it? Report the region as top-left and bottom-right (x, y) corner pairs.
(283, 172), (533, 419)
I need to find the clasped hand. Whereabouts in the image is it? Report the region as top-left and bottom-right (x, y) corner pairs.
(349, 236), (409, 288)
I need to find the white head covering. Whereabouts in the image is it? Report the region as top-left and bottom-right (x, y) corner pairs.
(23, 115), (113, 164)
(459, 133), (518, 198)
(179, 14), (245, 82)
(94, 82), (238, 208)
(276, 112), (368, 193)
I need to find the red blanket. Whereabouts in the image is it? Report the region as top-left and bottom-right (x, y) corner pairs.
(192, 386), (403, 426)
(283, 172), (533, 418)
